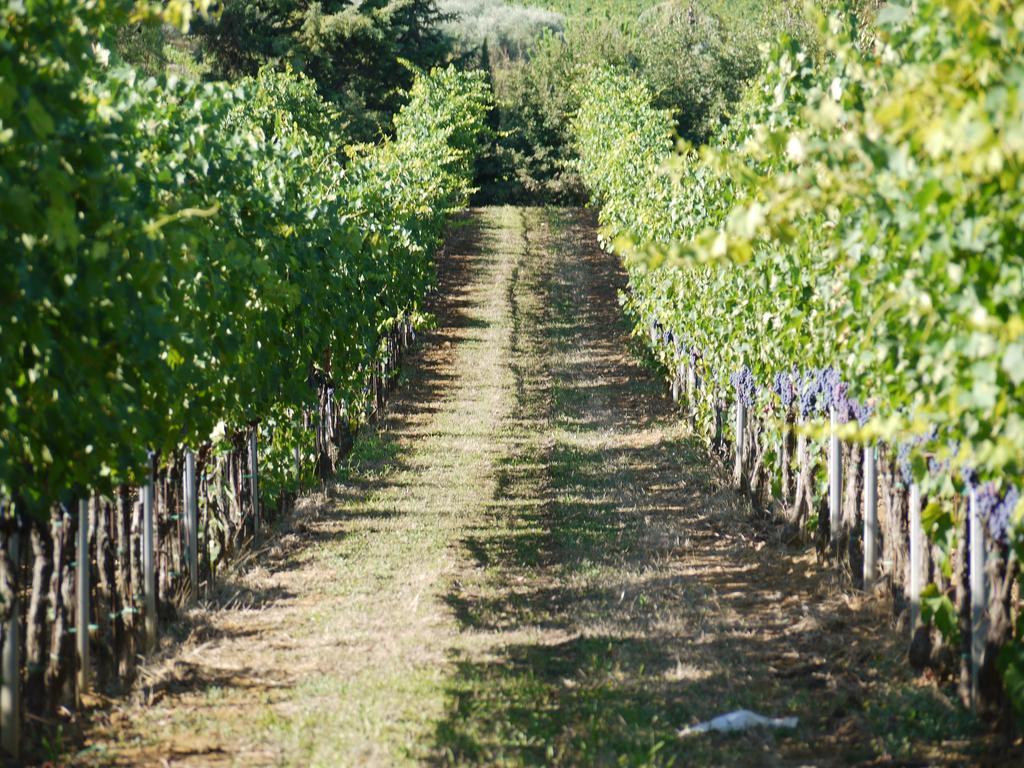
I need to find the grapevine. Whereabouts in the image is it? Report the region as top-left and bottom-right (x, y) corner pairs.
(572, 0), (1024, 718)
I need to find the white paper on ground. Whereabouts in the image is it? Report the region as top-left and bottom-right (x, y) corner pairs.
(679, 709), (799, 737)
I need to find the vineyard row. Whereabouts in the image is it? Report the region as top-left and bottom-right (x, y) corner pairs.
(571, 0), (1024, 724)
(0, 1), (492, 753)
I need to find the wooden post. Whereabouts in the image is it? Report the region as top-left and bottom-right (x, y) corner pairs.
(298, 410), (308, 481)
(686, 364), (696, 420)
(1, 531), (20, 758)
(908, 482), (923, 630)
(734, 400), (746, 488)
(143, 458), (157, 650)
(76, 498), (90, 699)
(863, 444), (878, 589)
(968, 488), (988, 708)
(829, 407), (842, 546)
(249, 428), (260, 545)
(185, 450), (198, 604)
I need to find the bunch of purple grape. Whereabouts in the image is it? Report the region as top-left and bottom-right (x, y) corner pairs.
(928, 455), (951, 476)
(827, 375), (853, 423)
(796, 367), (869, 424)
(850, 398), (873, 426)
(798, 368), (833, 419)
(772, 370), (797, 409)
(926, 439), (961, 478)
(897, 441), (913, 486)
(897, 426), (942, 486)
(829, 379), (875, 427)
(965, 472), (1020, 544)
(730, 365), (756, 408)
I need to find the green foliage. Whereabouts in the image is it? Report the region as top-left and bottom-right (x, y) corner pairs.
(0, 0), (491, 515)
(193, 0), (454, 141)
(479, 0), (779, 202)
(863, 685), (979, 759)
(483, 26), (604, 201)
(634, 1), (763, 142)
(524, 0), (809, 25)
(920, 584), (960, 644)
(572, 0), (1024, 714)
(999, 639), (1024, 721)
(116, 22), (170, 78)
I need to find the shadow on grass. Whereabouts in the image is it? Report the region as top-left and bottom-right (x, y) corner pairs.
(431, 207), (740, 766)
(320, 209), (506, 514)
(77, 211), (512, 755)
(429, 208), (989, 767)
(435, 636), (694, 767)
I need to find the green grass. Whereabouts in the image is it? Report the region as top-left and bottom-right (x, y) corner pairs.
(73, 207), (996, 767)
(430, 207), (720, 766)
(864, 686), (982, 760)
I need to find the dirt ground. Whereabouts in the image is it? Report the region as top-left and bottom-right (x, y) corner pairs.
(61, 207), (1016, 767)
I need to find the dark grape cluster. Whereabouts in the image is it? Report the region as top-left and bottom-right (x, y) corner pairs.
(995, 486), (1021, 543)
(772, 370), (797, 409)
(730, 365), (756, 408)
(927, 440), (959, 477)
(897, 427), (941, 486)
(822, 368), (841, 406)
(977, 483), (1017, 544)
(965, 472), (1020, 544)
(797, 368), (834, 419)
(897, 441), (914, 486)
(828, 377), (852, 423)
(850, 398), (873, 425)
(790, 367), (869, 424)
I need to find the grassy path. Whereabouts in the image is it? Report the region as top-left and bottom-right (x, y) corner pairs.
(75, 207), (981, 767)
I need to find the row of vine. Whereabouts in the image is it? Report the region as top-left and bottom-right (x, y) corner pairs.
(572, 0), (1023, 723)
(0, 0), (491, 751)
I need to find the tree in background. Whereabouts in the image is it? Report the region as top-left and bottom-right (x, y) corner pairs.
(635, 0), (761, 144)
(477, 0), (787, 203)
(194, 0), (453, 139)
